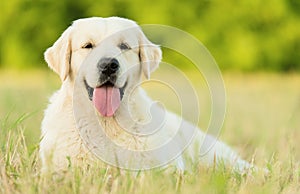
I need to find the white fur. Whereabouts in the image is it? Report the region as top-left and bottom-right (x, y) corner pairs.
(40, 17), (252, 173)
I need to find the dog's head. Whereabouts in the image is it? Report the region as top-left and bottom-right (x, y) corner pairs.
(45, 17), (162, 117)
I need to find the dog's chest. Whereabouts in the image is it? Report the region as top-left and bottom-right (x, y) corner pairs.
(99, 120), (148, 151)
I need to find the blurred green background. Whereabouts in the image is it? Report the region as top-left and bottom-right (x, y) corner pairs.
(1, 0), (300, 71)
(1, 0), (300, 151)
(1, 3), (300, 191)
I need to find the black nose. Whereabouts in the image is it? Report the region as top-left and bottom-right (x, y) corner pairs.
(98, 58), (120, 76)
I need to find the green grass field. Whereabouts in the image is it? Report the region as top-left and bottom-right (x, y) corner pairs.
(0, 70), (299, 193)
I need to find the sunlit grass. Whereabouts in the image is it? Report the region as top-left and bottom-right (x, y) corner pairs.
(0, 70), (299, 193)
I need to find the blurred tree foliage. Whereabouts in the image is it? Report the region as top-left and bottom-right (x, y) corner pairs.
(0, 0), (299, 71)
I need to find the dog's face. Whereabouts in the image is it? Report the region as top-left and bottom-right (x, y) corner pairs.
(45, 17), (162, 117)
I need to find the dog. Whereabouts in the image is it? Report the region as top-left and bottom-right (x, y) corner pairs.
(40, 17), (253, 173)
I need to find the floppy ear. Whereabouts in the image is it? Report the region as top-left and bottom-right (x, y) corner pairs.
(44, 27), (72, 81)
(139, 33), (162, 79)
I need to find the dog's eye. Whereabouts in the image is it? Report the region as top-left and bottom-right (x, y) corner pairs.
(118, 42), (131, 50)
(82, 43), (94, 49)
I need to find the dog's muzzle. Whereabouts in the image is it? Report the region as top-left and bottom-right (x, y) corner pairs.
(84, 57), (126, 117)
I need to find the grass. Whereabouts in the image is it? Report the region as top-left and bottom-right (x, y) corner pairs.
(0, 69), (300, 193)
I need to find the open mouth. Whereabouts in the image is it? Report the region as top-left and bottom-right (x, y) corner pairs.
(84, 80), (126, 117)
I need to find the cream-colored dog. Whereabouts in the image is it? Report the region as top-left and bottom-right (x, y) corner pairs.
(40, 17), (252, 172)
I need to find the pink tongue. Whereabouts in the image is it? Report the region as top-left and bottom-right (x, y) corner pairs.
(92, 85), (121, 117)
